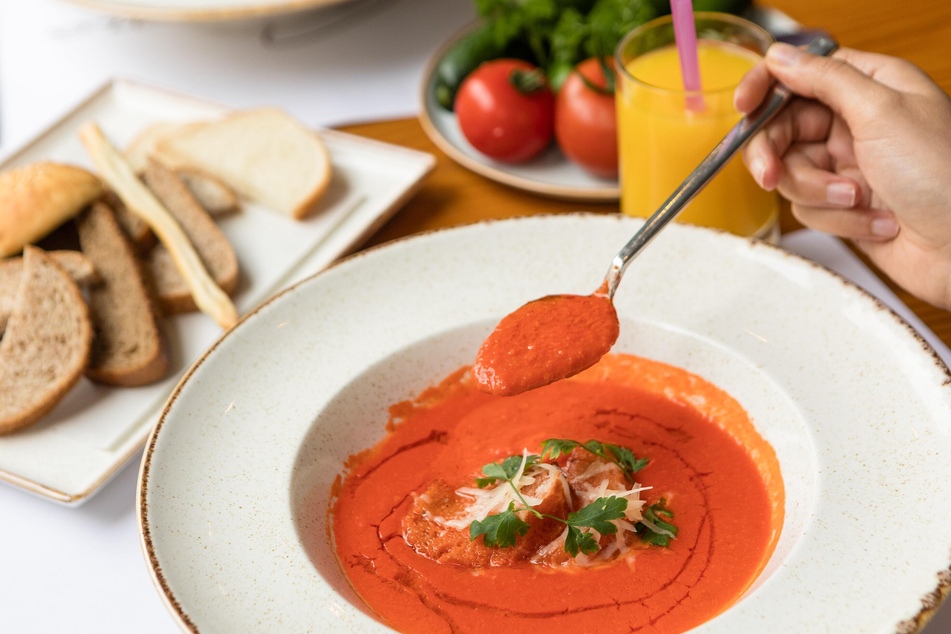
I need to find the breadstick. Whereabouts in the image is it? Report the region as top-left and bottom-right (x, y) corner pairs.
(79, 122), (238, 329)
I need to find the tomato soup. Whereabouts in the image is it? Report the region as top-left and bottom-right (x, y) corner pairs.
(473, 293), (619, 396)
(331, 353), (783, 633)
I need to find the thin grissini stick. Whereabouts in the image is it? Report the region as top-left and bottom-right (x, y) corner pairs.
(79, 122), (239, 329)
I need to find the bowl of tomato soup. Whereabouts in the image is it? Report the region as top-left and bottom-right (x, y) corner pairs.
(312, 342), (785, 633)
(139, 215), (951, 633)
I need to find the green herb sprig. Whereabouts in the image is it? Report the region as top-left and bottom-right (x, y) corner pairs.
(636, 498), (678, 546)
(540, 438), (649, 482)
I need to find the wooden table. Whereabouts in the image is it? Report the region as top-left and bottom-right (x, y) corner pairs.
(341, 0), (951, 350)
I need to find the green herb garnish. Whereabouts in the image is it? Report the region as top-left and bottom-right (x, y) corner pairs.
(564, 495), (627, 556)
(540, 438), (649, 482)
(467, 439), (676, 558)
(475, 454), (539, 488)
(469, 501), (532, 548)
(636, 498), (678, 546)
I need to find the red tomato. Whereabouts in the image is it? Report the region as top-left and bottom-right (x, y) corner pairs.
(455, 59), (555, 163)
(555, 57), (618, 178)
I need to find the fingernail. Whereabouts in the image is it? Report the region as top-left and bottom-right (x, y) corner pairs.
(826, 182), (856, 207)
(767, 42), (804, 66)
(750, 157), (767, 187)
(870, 217), (899, 238)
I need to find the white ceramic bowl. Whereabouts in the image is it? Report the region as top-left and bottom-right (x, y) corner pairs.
(138, 214), (951, 633)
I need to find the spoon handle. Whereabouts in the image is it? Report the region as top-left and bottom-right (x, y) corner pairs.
(604, 35), (839, 299)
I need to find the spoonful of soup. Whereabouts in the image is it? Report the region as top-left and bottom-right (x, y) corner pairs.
(473, 36), (838, 397)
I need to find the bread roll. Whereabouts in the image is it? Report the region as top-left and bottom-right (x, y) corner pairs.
(0, 162), (103, 257)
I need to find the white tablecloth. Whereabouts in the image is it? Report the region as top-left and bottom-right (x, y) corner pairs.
(0, 0), (477, 147)
(0, 1), (948, 632)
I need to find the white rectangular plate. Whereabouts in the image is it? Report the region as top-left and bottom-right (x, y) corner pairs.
(0, 79), (435, 505)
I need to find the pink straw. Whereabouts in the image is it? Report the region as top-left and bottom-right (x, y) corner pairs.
(671, 0), (705, 111)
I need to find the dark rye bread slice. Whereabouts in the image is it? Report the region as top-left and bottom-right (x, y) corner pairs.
(0, 250), (99, 335)
(102, 189), (155, 253)
(0, 247), (93, 434)
(76, 202), (169, 387)
(142, 159), (239, 315)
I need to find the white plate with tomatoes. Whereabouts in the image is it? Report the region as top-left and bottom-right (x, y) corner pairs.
(419, 24), (620, 202)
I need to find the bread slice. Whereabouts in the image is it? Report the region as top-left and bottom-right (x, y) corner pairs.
(126, 122), (239, 217)
(125, 121), (201, 172)
(0, 246), (93, 434)
(155, 108), (332, 219)
(142, 159), (239, 314)
(81, 122), (238, 329)
(177, 167), (239, 217)
(76, 202), (169, 387)
(0, 162), (103, 257)
(0, 250), (98, 335)
(102, 189), (154, 253)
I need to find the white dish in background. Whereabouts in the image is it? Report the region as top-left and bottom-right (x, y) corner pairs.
(418, 8), (805, 203)
(418, 25), (620, 202)
(57, 0), (353, 21)
(139, 215), (951, 633)
(0, 78), (434, 505)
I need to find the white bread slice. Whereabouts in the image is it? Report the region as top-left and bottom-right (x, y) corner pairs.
(176, 168), (239, 217)
(0, 162), (103, 257)
(125, 122), (239, 217)
(76, 202), (169, 387)
(0, 247), (93, 434)
(142, 159), (239, 314)
(0, 250), (98, 335)
(125, 121), (202, 172)
(155, 108), (332, 219)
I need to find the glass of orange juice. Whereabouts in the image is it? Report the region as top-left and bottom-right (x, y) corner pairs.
(616, 12), (778, 240)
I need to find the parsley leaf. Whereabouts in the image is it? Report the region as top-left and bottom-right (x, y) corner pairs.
(539, 438), (581, 460)
(567, 495), (627, 534)
(601, 443), (649, 478)
(542, 438), (648, 482)
(476, 454), (539, 488)
(636, 498), (678, 547)
(565, 525), (601, 556)
(470, 502), (531, 548)
(561, 496), (626, 556)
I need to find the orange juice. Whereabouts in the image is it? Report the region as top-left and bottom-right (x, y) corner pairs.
(616, 16), (778, 239)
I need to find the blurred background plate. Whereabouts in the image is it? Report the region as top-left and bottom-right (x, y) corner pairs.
(57, 0), (357, 22)
(418, 23), (620, 202)
(418, 7), (809, 202)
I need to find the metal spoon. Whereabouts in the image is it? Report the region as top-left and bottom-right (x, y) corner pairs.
(602, 35), (839, 299)
(473, 36), (839, 397)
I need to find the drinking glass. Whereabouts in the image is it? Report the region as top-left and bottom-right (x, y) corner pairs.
(616, 13), (778, 240)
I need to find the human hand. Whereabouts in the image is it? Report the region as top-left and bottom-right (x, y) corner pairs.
(735, 43), (951, 309)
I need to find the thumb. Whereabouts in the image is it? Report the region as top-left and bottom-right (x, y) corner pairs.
(763, 43), (895, 125)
